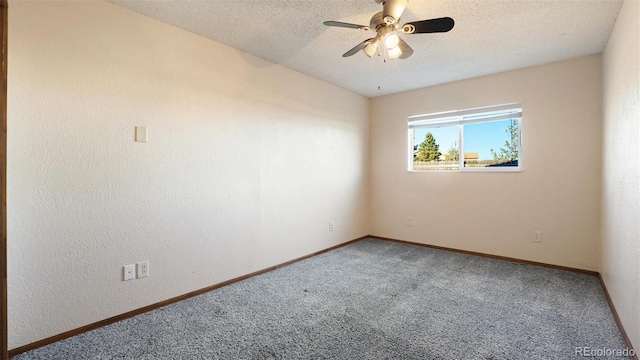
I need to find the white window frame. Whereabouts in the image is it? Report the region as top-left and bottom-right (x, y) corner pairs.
(407, 103), (522, 172)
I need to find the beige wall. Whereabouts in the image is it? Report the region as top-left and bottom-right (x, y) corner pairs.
(7, 1), (369, 349)
(370, 55), (603, 271)
(8, 0), (636, 353)
(602, 0), (640, 351)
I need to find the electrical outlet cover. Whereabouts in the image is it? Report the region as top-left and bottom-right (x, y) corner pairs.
(137, 261), (149, 278)
(124, 264), (135, 281)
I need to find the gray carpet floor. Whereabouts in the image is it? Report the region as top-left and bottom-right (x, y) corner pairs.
(14, 238), (630, 359)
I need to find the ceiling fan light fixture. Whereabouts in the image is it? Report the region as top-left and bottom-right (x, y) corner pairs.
(397, 37), (414, 59)
(363, 35), (382, 58)
(384, 33), (400, 49)
(363, 42), (377, 58)
(387, 45), (402, 60)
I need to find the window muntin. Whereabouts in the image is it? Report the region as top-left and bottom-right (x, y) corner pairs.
(408, 104), (522, 172)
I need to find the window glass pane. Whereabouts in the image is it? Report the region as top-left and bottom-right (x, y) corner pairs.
(412, 125), (459, 171)
(463, 119), (518, 168)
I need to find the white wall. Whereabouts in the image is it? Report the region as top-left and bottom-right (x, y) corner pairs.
(370, 55), (603, 271)
(7, 1), (369, 349)
(602, 0), (640, 351)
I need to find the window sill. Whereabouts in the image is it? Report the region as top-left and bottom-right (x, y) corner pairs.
(408, 167), (522, 173)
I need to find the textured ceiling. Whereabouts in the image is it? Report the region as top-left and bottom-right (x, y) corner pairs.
(107, 0), (623, 98)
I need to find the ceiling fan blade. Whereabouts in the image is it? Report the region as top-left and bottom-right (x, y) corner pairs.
(402, 17), (455, 34)
(378, 0), (408, 25)
(397, 37), (414, 59)
(343, 38), (374, 57)
(323, 21), (369, 30)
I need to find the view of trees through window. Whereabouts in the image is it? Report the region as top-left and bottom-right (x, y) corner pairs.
(412, 119), (519, 171)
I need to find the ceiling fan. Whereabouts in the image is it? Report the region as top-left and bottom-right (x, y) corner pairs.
(323, 0), (454, 61)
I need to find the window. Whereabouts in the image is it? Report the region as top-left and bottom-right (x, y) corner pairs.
(408, 103), (522, 172)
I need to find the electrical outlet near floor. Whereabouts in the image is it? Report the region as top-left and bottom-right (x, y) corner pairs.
(123, 264), (135, 281)
(405, 217), (413, 226)
(329, 221), (334, 231)
(138, 261), (150, 278)
(533, 231), (542, 243)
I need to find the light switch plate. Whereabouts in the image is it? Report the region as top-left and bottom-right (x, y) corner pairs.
(135, 126), (147, 143)
(533, 231), (542, 243)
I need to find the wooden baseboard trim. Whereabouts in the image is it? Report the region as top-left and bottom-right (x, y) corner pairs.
(8, 236), (367, 357)
(372, 235), (637, 357)
(10, 235), (635, 359)
(597, 274), (638, 360)
(370, 235), (599, 276)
